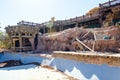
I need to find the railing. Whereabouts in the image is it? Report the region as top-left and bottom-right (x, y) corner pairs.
(17, 20), (49, 28)
(100, 0), (120, 8)
(59, 12), (99, 26)
(16, 11), (99, 27)
(17, 20), (40, 27)
(16, 12), (99, 28)
(15, 0), (119, 28)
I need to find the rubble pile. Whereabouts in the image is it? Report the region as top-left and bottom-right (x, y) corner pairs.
(30, 26), (120, 53)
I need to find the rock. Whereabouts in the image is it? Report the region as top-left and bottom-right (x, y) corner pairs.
(29, 26), (120, 53)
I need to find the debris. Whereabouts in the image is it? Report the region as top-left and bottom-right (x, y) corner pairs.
(29, 26), (120, 53)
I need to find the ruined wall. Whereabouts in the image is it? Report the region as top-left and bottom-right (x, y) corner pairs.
(30, 26), (120, 53)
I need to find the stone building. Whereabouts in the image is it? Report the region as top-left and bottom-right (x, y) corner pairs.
(5, 24), (39, 52)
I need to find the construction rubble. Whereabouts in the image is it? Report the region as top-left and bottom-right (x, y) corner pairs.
(30, 26), (120, 53)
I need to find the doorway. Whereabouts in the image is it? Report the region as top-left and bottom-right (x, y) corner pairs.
(15, 40), (20, 47)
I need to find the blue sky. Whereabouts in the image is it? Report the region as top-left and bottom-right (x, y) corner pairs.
(0, 0), (108, 31)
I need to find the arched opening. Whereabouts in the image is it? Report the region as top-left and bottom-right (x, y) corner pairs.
(23, 38), (32, 47)
(15, 40), (20, 47)
(22, 38), (32, 51)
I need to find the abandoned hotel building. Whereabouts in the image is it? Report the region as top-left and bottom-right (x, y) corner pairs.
(5, 0), (120, 52)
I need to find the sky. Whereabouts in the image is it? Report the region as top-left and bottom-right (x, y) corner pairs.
(0, 0), (108, 31)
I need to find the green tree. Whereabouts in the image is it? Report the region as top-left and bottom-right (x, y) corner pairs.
(45, 21), (54, 33)
(0, 31), (10, 49)
(0, 31), (4, 48)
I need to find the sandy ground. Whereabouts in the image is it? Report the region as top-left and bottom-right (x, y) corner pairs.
(0, 65), (76, 80)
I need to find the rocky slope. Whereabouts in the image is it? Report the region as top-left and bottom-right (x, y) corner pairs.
(30, 26), (120, 53)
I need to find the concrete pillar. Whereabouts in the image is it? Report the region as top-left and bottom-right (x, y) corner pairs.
(44, 26), (45, 33)
(10, 37), (13, 49)
(19, 33), (22, 52)
(75, 23), (79, 27)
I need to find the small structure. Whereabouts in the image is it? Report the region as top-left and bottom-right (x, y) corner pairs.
(5, 24), (39, 52)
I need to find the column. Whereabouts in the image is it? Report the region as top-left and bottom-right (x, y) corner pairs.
(75, 23), (78, 27)
(19, 33), (22, 52)
(8, 37), (11, 49)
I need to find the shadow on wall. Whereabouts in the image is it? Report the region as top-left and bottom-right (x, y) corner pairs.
(49, 58), (120, 80)
(0, 53), (48, 70)
(0, 64), (37, 70)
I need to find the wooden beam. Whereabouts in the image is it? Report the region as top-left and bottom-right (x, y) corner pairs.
(92, 41), (95, 51)
(92, 31), (97, 40)
(92, 30), (96, 51)
(81, 31), (91, 39)
(76, 37), (94, 52)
